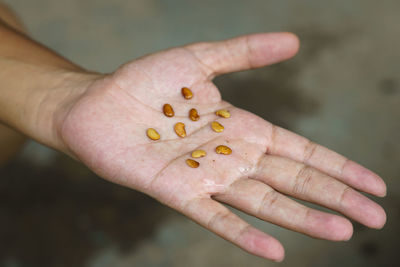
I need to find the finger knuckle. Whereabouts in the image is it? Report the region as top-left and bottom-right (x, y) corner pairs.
(303, 140), (318, 164)
(233, 224), (251, 243)
(208, 209), (231, 229)
(339, 186), (352, 207)
(258, 189), (279, 215)
(293, 165), (314, 195)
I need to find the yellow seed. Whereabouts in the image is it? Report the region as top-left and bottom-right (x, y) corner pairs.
(215, 145), (232, 155)
(163, 103), (174, 117)
(146, 128), (160, 140)
(215, 109), (231, 118)
(186, 159), (199, 168)
(189, 108), (200, 121)
(191, 150), (207, 158)
(211, 121), (224, 133)
(181, 87), (193, 99)
(174, 122), (186, 138)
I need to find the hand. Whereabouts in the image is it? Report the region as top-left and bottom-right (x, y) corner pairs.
(58, 33), (386, 261)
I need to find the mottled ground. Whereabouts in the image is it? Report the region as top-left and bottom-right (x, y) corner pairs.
(1, 0), (399, 266)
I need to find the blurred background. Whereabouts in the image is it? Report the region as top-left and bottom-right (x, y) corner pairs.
(0, 0), (399, 266)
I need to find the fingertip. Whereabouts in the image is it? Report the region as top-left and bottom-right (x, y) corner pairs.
(371, 205), (387, 229)
(363, 168), (387, 198)
(242, 227), (285, 261)
(375, 177), (387, 198)
(343, 160), (387, 197)
(307, 210), (353, 241)
(340, 218), (354, 241)
(265, 236), (285, 262)
(342, 189), (387, 229)
(279, 32), (300, 58)
(271, 242), (285, 262)
(378, 189), (387, 198)
(249, 32), (300, 66)
(326, 215), (353, 241)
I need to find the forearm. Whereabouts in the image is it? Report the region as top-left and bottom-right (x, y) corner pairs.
(0, 2), (26, 33)
(0, 18), (98, 152)
(0, 17), (82, 70)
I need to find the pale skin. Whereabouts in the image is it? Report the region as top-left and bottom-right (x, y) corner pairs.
(0, 3), (386, 262)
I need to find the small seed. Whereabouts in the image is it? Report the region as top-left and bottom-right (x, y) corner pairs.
(146, 128), (160, 140)
(163, 103), (174, 117)
(189, 108), (200, 121)
(215, 109), (231, 118)
(174, 122), (186, 138)
(186, 159), (199, 168)
(181, 87), (193, 99)
(215, 145), (232, 155)
(192, 150), (206, 158)
(211, 121), (224, 133)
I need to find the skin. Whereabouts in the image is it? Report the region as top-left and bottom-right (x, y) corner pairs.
(0, 4), (387, 262)
(0, 2), (26, 166)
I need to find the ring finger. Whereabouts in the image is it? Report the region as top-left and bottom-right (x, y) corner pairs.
(214, 178), (353, 241)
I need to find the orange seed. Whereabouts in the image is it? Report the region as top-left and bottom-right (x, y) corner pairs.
(189, 108), (200, 121)
(186, 159), (199, 168)
(163, 103), (174, 117)
(146, 128), (160, 140)
(174, 122), (186, 138)
(215, 109), (231, 118)
(181, 87), (193, 99)
(211, 121), (224, 133)
(215, 145), (232, 155)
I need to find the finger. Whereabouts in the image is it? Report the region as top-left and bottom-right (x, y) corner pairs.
(183, 197), (284, 262)
(186, 32), (299, 77)
(253, 155), (387, 229)
(266, 125), (387, 197)
(214, 178), (353, 241)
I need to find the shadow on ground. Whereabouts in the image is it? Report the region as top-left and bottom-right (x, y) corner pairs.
(0, 156), (171, 267)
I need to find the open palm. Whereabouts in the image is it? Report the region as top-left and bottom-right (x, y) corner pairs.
(60, 33), (386, 261)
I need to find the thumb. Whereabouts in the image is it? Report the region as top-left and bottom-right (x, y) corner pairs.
(186, 32), (300, 77)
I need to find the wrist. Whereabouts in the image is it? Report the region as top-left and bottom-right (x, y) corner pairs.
(46, 69), (105, 154)
(0, 59), (104, 154)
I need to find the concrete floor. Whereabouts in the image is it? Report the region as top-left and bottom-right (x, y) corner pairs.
(1, 0), (399, 266)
